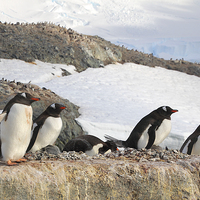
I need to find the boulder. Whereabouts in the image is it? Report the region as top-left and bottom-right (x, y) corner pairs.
(0, 156), (200, 200)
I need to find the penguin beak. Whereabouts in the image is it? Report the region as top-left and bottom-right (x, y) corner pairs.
(171, 109), (178, 113)
(31, 98), (40, 101)
(60, 106), (66, 110)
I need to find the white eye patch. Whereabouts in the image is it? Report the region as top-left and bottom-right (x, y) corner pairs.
(50, 103), (56, 109)
(162, 106), (167, 112)
(21, 93), (26, 98)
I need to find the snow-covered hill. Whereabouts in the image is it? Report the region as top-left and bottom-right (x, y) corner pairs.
(1, 59), (200, 149)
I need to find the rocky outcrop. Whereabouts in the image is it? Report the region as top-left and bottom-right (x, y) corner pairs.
(1, 22), (200, 77)
(0, 155), (200, 200)
(0, 79), (84, 150)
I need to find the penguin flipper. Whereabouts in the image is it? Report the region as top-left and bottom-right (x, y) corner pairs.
(26, 125), (40, 152)
(187, 137), (198, 155)
(180, 138), (190, 153)
(0, 112), (7, 122)
(104, 134), (124, 147)
(145, 125), (156, 149)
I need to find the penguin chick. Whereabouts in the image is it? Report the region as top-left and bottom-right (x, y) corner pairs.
(63, 135), (118, 156)
(180, 125), (200, 155)
(0, 92), (40, 166)
(105, 106), (178, 150)
(26, 103), (66, 153)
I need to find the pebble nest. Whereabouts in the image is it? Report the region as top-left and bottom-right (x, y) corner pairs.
(25, 147), (190, 163)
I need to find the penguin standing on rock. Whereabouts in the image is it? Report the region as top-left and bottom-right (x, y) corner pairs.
(180, 125), (200, 155)
(105, 106), (178, 150)
(26, 103), (66, 153)
(0, 92), (40, 166)
(63, 135), (118, 156)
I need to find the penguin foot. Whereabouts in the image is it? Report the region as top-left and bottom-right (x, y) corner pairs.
(15, 158), (27, 163)
(7, 160), (18, 166)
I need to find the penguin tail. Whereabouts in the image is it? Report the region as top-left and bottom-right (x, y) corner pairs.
(104, 134), (124, 148)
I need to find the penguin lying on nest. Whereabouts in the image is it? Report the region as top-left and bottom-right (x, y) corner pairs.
(26, 103), (66, 153)
(105, 106), (178, 150)
(180, 125), (200, 155)
(63, 135), (118, 156)
(0, 92), (40, 166)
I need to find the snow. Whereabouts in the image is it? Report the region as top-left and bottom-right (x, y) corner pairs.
(0, 0), (200, 150)
(1, 59), (200, 149)
(1, 0), (200, 62)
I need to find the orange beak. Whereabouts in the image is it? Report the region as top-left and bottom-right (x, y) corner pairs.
(60, 106), (66, 110)
(31, 98), (40, 101)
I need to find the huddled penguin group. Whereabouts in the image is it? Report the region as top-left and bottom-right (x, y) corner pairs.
(0, 92), (66, 166)
(0, 92), (199, 166)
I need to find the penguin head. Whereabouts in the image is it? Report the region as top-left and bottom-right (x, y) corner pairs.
(99, 140), (118, 154)
(46, 103), (66, 117)
(157, 106), (178, 118)
(15, 92), (40, 105)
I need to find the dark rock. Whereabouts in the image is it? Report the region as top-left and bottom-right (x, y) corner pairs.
(41, 145), (61, 155)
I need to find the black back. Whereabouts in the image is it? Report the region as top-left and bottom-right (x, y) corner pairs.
(63, 135), (117, 154)
(180, 125), (200, 154)
(63, 138), (92, 152)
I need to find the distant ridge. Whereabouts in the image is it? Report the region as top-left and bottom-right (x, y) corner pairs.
(0, 22), (200, 77)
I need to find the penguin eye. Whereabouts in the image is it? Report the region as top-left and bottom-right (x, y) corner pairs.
(162, 106), (167, 112)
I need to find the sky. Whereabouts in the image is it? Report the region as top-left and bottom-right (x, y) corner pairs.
(0, 0), (200, 149)
(1, 0), (200, 62)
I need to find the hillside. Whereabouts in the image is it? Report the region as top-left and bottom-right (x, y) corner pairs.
(1, 22), (200, 76)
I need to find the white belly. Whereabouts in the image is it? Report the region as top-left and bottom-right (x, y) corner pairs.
(154, 119), (171, 146)
(137, 125), (150, 149)
(191, 136), (200, 155)
(1, 104), (32, 161)
(85, 143), (103, 156)
(30, 117), (62, 153)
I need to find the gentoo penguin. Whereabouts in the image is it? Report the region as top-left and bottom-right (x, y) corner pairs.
(26, 103), (66, 153)
(0, 92), (40, 166)
(105, 106), (178, 149)
(180, 125), (200, 155)
(63, 135), (118, 156)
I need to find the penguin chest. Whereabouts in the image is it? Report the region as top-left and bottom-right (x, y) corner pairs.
(154, 119), (171, 145)
(85, 143), (103, 156)
(33, 117), (62, 151)
(191, 136), (200, 155)
(1, 104), (32, 161)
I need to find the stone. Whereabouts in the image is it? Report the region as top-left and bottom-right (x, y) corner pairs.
(0, 156), (200, 199)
